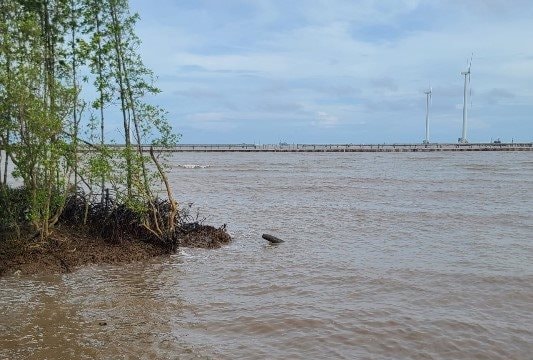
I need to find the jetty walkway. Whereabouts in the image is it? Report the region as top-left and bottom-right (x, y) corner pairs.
(144, 143), (532, 153)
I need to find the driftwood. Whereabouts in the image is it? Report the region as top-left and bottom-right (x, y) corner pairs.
(262, 233), (284, 244)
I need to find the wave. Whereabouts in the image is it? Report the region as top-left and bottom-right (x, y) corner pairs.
(175, 164), (210, 169)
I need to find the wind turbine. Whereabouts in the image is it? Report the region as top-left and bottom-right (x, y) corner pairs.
(459, 56), (472, 143)
(423, 84), (432, 144)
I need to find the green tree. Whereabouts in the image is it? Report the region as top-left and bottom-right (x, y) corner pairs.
(0, 0), (180, 242)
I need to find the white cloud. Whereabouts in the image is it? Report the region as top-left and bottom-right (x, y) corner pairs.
(184, 112), (237, 132)
(313, 111), (340, 128)
(130, 0), (533, 143)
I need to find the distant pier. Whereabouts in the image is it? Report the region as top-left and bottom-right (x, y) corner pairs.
(144, 143), (533, 153)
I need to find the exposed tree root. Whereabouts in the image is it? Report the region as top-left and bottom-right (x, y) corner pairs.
(0, 191), (232, 276)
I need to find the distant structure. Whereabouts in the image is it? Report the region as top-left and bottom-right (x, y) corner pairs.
(423, 85), (432, 144)
(459, 56), (472, 143)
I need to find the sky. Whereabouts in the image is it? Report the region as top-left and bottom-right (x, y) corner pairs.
(129, 0), (533, 144)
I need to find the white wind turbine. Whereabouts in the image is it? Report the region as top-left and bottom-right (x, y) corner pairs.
(459, 56), (472, 143)
(423, 84), (432, 144)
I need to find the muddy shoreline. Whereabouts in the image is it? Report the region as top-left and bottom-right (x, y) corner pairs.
(0, 223), (231, 276)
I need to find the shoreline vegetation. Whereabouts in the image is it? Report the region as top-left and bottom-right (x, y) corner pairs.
(0, 0), (230, 276)
(0, 185), (231, 276)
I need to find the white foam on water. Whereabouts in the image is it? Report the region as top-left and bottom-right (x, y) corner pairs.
(175, 164), (210, 169)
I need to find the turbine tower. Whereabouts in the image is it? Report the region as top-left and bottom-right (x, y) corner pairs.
(423, 85), (432, 144)
(459, 57), (472, 143)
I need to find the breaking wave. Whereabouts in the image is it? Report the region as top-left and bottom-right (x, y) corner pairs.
(175, 164), (210, 169)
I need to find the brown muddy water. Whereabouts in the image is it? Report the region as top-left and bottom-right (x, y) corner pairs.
(1, 152), (533, 359)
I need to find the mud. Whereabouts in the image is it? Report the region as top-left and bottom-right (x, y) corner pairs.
(0, 223), (231, 276)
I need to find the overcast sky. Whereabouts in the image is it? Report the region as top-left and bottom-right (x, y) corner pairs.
(129, 0), (533, 144)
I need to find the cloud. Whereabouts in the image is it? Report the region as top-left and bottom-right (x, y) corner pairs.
(482, 88), (516, 105)
(184, 112), (237, 132)
(313, 84), (361, 97)
(174, 87), (223, 99)
(313, 111), (340, 128)
(255, 102), (304, 113)
(186, 112), (226, 123)
(370, 77), (399, 92)
(129, 0), (533, 143)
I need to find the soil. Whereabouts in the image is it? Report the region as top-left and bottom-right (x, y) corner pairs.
(0, 223), (231, 277)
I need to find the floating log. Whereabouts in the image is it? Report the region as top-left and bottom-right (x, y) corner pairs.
(262, 234), (284, 244)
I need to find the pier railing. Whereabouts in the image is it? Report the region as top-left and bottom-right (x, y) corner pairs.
(76, 143), (533, 153)
(140, 143), (533, 153)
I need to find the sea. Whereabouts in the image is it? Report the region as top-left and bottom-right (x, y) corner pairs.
(1, 151), (532, 359)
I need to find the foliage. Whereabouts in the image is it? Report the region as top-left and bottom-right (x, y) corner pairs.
(0, 0), (179, 242)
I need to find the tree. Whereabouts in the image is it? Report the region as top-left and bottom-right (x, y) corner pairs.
(0, 0), (180, 243)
